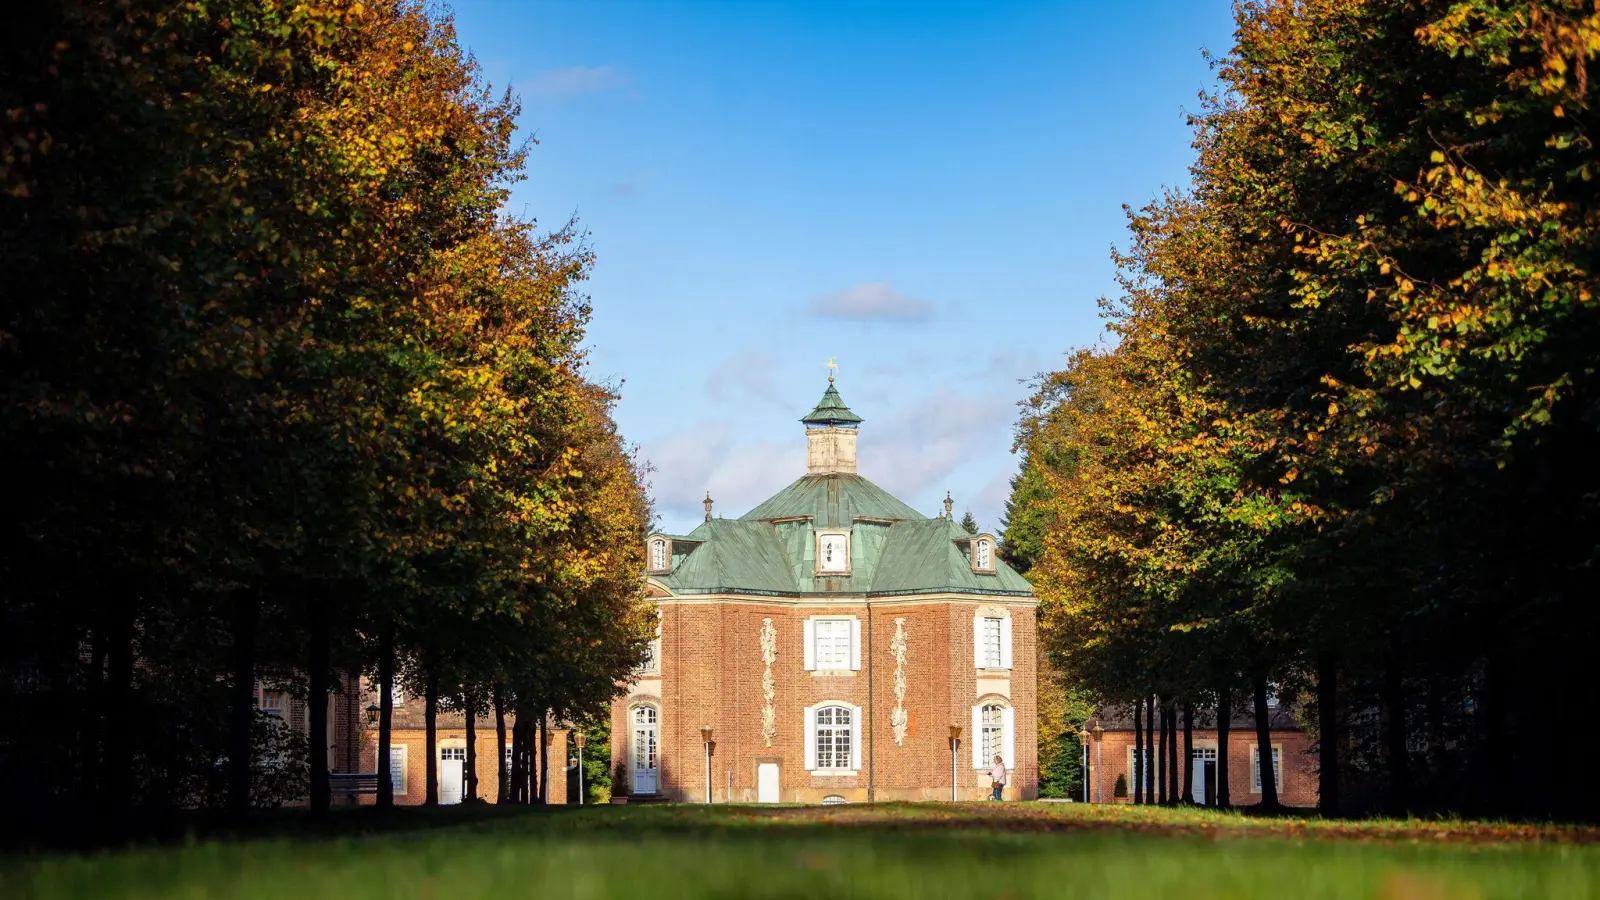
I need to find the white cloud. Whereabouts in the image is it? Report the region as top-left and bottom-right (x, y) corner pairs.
(641, 422), (804, 531)
(529, 65), (630, 96)
(807, 282), (935, 322)
(858, 389), (1014, 500)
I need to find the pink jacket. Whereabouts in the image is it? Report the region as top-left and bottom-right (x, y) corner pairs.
(990, 762), (1007, 785)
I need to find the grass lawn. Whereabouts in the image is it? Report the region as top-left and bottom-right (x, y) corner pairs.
(5, 802), (1598, 900)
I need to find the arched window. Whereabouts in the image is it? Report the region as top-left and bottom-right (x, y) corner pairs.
(821, 794), (847, 805)
(816, 531), (849, 574)
(976, 538), (992, 570)
(815, 706), (851, 769)
(980, 704), (1004, 764)
(648, 538), (668, 572)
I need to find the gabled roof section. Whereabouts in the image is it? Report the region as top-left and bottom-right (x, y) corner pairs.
(871, 520), (1034, 596)
(741, 473), (924, 528)
(800, 383), (863, 426)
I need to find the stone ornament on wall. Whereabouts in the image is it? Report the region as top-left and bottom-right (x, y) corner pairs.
(890, 617), (908, 745)
(760, 617), (778, 747)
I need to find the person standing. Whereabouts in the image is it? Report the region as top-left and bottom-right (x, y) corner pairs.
(990, 755), (1007, 801)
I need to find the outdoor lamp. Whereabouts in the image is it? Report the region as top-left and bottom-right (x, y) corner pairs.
(700, 726), (715, 804)
(948, 725), (963, 802)
(574, 732), (587, 750)
(948, 724), (962, 747)
(365, 703), (380, 726)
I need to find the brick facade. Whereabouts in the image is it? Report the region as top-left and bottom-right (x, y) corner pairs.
(612, 593), (1038, 803)
(1085, 727), (1317, 808)
(353, 677), (568, 805)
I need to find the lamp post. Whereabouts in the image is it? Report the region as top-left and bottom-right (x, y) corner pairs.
(948, 725), (962, 803)
(574, 732), (587, 806)
(700, 726), (714, 804)
(365, 703), (380, 727)
(1078, 728), (1091, 804)
(1091, 723), (1104, 804)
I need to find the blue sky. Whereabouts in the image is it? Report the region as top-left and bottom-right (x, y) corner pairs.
(448, 0), (1236, 535)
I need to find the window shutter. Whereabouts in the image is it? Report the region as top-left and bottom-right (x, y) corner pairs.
(803, 619), (816, 671)
(970, 706), (983, 769)
(849, 618), (862, 671)
(972, 615), (983, 668)
(999, 617), (1013, 669)
(850, 705), (863, 770)
(1002, 706), (1016, 769)
(804, 707), (817, 770)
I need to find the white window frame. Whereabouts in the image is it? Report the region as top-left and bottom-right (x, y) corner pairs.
(1250, 744), (1283, 793)
(972, 611), (1012, 671)
(803, 616), (861, 673)
(258, 687), (287, 718)
(388, 744), (409, 795)
(814, 530), (851, 576)
(1128, 745), (1153, 790)
(971, 534), (997, 573)
(804, 702), (862, 774)
(970, 701), (1015, 770)
(647, 537), (670, 574)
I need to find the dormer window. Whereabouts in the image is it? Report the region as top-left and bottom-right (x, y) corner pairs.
(816, 531), (850, 575)
(647, 537), (670, 574)
(971, 534), (996, 573)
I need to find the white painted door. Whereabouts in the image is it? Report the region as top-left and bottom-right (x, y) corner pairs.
(632, 706), (658, 794)
(1191, 748), (1217, 804)
(440, 746), (465, 804)
(757, 763), (779, 803)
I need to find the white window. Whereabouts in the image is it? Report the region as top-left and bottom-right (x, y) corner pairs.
(390, 682), (405, 708)
(649, 538), (668, 572)
(803, 617), (861, 672)
(972, 613), (1011, 669)
(259, 688), (287, 718)
(1130, 746), (1152, 786)
(980, 705), (1004, 764)
(817, 532), (849, 574)
(388, 744), (408, 794)
(804, 703), (861, 772)
(970, 703), (1015, 769)
(504, 743), (513, 771)
(815, 706), (852, 770)
(637, 637), (661, 674)
(1251, 745), (1282, 793)
(976, 538), (993, 571)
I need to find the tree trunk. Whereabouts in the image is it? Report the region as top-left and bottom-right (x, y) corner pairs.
(424, 665), (439, 806)
(101, 604), (137, 831)
(307, 596), (331, 817)
(377, 626), (394, 808)
(1144, 694), (1156, 803)
(1132, 701), (1144, 805)
(1169, 704), (1180, 804)
(510, 716), (527, 804)
(1484, 653), (1512, 817)
(538, 712), (550, 804)
(1155, 696), (1167, 805)
(226, 591), (259, 817)
(1216, 687), (1231, 809)
(1252, 672), (1280, 810)
(464, 690), (479, 802)
(1381, 656), (1409, 816)
(1182, 699), (1194, 804)
(1316, 652), (1340, 817)
(494, 689), (508, 804)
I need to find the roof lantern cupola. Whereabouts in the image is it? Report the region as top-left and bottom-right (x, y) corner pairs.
(802, 359), (862, 475)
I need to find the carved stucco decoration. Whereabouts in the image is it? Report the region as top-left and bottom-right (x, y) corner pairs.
(890, 617), (909, 745)
(760, 617), (778, 747)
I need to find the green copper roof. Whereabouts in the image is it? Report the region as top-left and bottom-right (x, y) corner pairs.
(800, 383), (863, 426)
(741, 473), (923, 527)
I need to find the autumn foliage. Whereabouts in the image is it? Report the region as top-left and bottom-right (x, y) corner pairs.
(1, 0), (652, 829)
(1012, 0), (1600, 819)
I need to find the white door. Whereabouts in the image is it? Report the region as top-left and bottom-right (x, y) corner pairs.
(1191, 748), (1217, 804)
(440, 746), (465, 804)
(757, 763), (779, 803)
(632, 706), (658, 794)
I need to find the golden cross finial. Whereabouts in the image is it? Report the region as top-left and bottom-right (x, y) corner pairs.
(826, 357), (838, 383)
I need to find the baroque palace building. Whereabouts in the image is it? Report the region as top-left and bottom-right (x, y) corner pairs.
(611, 379), (1039, 803)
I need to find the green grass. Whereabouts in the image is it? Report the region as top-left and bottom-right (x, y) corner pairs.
(5, 802), (1599, 900)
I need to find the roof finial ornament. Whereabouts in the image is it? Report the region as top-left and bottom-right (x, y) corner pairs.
(826, 356), (838, 384)
(704, 491), (714, 522)
(943, 491), (953, 520)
